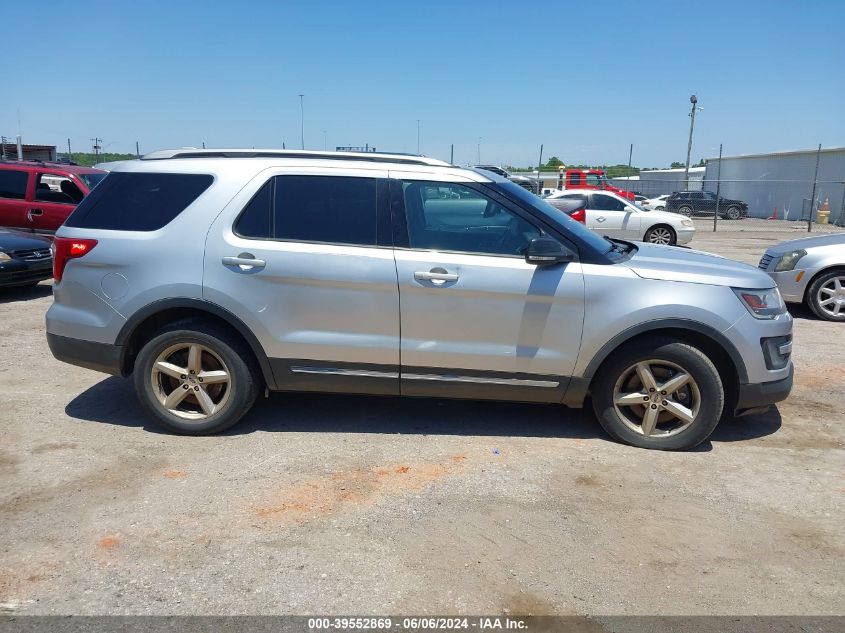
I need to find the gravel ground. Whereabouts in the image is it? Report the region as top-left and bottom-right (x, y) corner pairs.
(1, 220), (843, 616)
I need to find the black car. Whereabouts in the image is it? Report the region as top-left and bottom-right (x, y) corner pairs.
(0, 228), (53, 288)
(473, 165), (540, 194)
(665, 191), (748, 220)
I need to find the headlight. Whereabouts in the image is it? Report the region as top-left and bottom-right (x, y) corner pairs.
(774, 249), (807, 272)
(732, 287), (786, 319)
(0, 252), (10, 262)
(681, 219), (694, 227)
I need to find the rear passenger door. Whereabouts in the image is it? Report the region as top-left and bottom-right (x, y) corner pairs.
(203, 168), (400, 395)
(0, 168), (32, 230)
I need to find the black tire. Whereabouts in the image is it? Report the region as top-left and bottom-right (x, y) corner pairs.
(592, 337), (724, 450)
(806, 269), (845, 322)
(678, 205), (693, 217)
(133, 319), (259, 435)
(725, 206), (742, 220)
(644, 224), (677, 245)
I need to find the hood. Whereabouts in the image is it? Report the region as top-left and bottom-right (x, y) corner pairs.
(625, 242), (774, 288)
(644, 210), (690, 224)
(0, 228), (52, 250)
(765, 232), (845, 256)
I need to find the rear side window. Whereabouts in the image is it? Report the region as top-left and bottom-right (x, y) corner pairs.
(0, 169), (29, 200)
(65, 172), (213, 231)
(233, 175), (378, 246)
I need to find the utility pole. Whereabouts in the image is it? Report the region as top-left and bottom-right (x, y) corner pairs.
(537, 144), (544, 194)
(627, 143), (633, 174)
(416, 119), (420, 154)
(684, 95), (700, 189)
(450, 144), (454, 164)
(1, 136), (6, 160)
(136, 141), (141, 158)
(91, 137), (102, 162)
(67, 138), (72, 160)
(298, 94), (305, 150)
(477, 137), (481, 165)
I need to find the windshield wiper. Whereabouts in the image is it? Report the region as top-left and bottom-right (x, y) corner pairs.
(603, 236), (629, 254)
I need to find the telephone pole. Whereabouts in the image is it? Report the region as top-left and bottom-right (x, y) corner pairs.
(298, 94), (305, 149)
(91, 137), (102, 162)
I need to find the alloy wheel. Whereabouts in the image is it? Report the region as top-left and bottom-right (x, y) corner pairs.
(150, 343), (232, 420)
(612, 360), (701, 437)
(647, 227), (673, 245)
(678, 206), (693, 217)
(817, 276), (845, 318)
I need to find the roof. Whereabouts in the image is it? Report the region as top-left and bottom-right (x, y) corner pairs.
(704, 146), (845, 161)
(0, 159), (104, 174)
(141, 148), (452, 167)
(639, 167), (706, 175)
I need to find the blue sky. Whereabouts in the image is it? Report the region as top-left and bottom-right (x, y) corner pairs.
(3, 0), (843, 167)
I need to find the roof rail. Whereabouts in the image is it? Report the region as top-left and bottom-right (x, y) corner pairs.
(141, 148), (452, 167)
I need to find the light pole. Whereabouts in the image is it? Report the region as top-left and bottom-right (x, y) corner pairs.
(477, 137), (481, 164)
(684, 95), (702, 189)
(298, 94), (305, 150)
(416, 119), (420, 154)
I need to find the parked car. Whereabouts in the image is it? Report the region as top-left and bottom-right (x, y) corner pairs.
(642, 194), (670, 211)
(0, 227), (53, 288)
(666, 191), (748, 220)
(0, 161), (107, 234)
(47, 149), (792, 450)
(545, 189), (695, 245)
(558, 168), (636, 201)
(633, 195), (649, 205)
(758, 232), (845, 322)
(473, 165), (539, 193)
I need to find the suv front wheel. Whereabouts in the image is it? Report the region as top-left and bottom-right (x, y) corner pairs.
(133, 320), (259, 435)
(592, 338), (724, 450)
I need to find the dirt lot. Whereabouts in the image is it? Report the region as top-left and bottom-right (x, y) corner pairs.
(1, 220), (843, 616)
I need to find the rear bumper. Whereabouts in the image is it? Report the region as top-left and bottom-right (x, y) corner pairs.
(734, 364), (793, 416)
(47, 332), (124, 375)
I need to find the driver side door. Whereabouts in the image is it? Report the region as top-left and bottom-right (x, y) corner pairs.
(587, 193), (640, 239)
(390, 176), (585, 402)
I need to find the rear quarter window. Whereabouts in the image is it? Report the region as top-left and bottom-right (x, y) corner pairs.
(64, 172), (213, 231)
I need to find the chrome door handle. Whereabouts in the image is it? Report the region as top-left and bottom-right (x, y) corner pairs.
(596, 216), (606, 222)
(222, 254), (266, 270)
(27, 208), (43, 222)
(414, 269), (458, 285)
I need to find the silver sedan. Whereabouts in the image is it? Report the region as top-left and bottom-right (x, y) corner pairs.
(759, 232), (845, 321)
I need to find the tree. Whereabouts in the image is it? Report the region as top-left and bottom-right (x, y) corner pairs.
(670, 162), (685, 169)
(545, 156), (564, 169)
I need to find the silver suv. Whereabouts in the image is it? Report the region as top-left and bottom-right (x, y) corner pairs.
(46, 149), (793, 450)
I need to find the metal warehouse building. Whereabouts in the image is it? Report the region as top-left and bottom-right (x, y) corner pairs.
(703, 146), (845, 221)
(610, 167), (705, 197)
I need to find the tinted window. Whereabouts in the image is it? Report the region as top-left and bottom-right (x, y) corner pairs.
(79, 172), (107, 190)
(591, 194), (626, 211)
(403, 181), (540, 256)
(0, 169), (28, 199)
(234, 180), (273, 238)
(569, 172), (582, 185)
(65, 172), (213, 231)
(274, 175), (377, 246)
(35, 173), (82, 204)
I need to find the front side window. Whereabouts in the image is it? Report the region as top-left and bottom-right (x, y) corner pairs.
(569, 172), (582, 185)
(234, 175), (378, 246)
(402, 181), (540, 257)
(35, 173), (84, 204)
(591, 194), (627, 211)
(0, 169), (29, 200)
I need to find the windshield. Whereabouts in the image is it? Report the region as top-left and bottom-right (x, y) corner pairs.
(585, 173), (609, 188)
(79, 172), (107, 190)
(491, 181), (614, 256)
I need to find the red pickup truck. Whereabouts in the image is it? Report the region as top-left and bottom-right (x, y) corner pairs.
(559, 168), (635, 200)
(0, 161), (107, 234)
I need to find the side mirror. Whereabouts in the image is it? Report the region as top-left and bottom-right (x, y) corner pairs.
(524, 237), (575, 266)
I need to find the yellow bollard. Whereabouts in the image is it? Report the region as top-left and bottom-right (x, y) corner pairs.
(817, 198), (830, 225)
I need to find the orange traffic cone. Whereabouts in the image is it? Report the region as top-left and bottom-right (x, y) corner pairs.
(767, 207), (778, 220)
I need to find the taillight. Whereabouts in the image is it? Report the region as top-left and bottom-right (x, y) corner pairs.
(52, 237), (98, 282)
(570, 208), (586, 224)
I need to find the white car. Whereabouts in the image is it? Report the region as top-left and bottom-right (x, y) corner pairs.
(641, 194), (670, 211)
(546, 189), (695, 245)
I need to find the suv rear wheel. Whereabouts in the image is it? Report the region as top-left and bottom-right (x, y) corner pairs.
(133, 321), (259, 435)
(677, 205), (693, 217)
(592, 338), (724, 450)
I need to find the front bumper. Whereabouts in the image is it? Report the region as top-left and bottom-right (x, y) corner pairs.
(676, 228), (696, 245)
(735, 363), (793, 416)
(766, 269), (811, 303)
(0, 259), (53, 287)
(47, 332), (124, 375)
